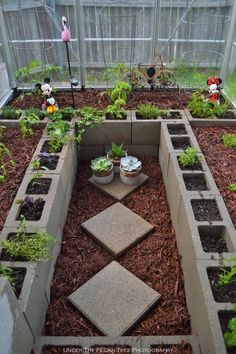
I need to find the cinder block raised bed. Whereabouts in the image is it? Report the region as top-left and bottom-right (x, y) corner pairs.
(185, 109), (236, 127)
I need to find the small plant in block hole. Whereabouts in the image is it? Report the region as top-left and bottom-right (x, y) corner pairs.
(46, 112), (72, 153)
(178, 147), (199, 167)
(0, 263), (14, 287)
(16, 196), (45, 221)
(32, 152), (59, 171)
(136, 103), (162, 119)
(224, 304), (236, 349)
(0, 107), (22, 120)
(105, 81), (131, 119)
(0, 216), (56, 261)
(76, 107), (103, 145)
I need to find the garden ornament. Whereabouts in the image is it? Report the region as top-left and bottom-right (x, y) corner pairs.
(207, 76), (222, 104)
(41, 81), (58, 114)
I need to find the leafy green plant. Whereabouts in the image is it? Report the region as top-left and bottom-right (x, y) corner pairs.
(136, 103), (162, 119)
(20, 108), (41, 137)
(224, 304), (236, 348)
(0, 107), (22, 120)
(218, 266), (236, 286)
(58, 107), (75, 120)
(222, 134), (236, 148)
(91, 156), (112, 172)
(46, 112), (72, 152)
(0, 263), (14, 286)
(0, 142), (14, 183)
(76, 107), (103, 145)
(0, 125), (5, 139)
(106, 143), (126, 160)
(0, 216), (56, 261)
(106, 81), (131, 119)
(228, 184), (236, 191)
(187, 91), (228, 118)
(178, 147), (198, 167)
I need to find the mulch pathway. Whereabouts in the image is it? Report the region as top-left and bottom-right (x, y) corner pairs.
(43, 157), (190, 337)
(193, 126), (236, 229)
(9, 90), (191, 110)
(0, 128), (42, 232)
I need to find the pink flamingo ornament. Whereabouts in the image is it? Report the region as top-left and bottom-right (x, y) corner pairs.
(61, 16), (71, 42)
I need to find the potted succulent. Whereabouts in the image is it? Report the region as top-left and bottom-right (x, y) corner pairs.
(106, 143), (127, 174)
(120, 156), (142, 185)
(91, 156), (114, 184)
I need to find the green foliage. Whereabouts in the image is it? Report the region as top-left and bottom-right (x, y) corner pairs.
(106, 143), (126, 159)
(224, 304), (236, 348)
(178, 147), (198, 167)
(228, 184), (236, 192)
(102, 63), (127, 84)
(187, 91), (228, 118)
(91, 156), (112, 172)
(76, 107), (103, 145)
(46, 112), (72, 152)
(218, 266), (236, 286)
(0, 125), (5, 139)
(136, 104), (162, 119)
(20, 108), (41, 137)
(0, 216), (56, 261)
(0, 107), (22, 120)
(0, 142), (14, 183)
(58, 107), (75, 120)
(0, 263), (14, 287)
(222, 134), (236, 148)
(106, 81), (131, 119)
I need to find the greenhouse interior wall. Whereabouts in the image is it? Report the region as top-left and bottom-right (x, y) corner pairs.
(0, 0), (236, 105)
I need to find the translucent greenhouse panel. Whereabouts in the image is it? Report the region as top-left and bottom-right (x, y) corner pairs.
(224, 31), (236, 105)
(0, 0), (81, 88)
(0, 31), (11, 103)
(81, 0), (155, 86)
(156, 0), (232, 89)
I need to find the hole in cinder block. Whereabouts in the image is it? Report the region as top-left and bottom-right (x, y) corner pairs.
(191, 199), (222, 221)
(171, 137), (191, 150)
(183, 173), (208, 191)
(198, 225), (233, 253)
(16, 199), (45, 221)
(26, 178), (52, 194)
(167, 124), (187, 135)
(208, 267), (236, 303)
(151, 343), (193, 354)
(218, 311), (236, 354)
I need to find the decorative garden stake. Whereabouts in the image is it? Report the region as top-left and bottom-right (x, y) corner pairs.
(61, 16), (79, 107)
(207, 76), (222, 104)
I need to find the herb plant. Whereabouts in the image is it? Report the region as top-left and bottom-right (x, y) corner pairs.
(136, 104), (162, 119)
(178, 147), (198, 167)
(224, 304), (236, 348)
(46, 112), (72, 152)
(106, 143), (126, 159)
(222, 133), (236, 148)
(20, 108), (41, 137)
(0, 107), (22, 120)
(0, 263), (14, 286)
(218, 266), (236, 286)
(106, 81), (131, 119)
(91, 157), (112, 172)
(0, 216), (56, 261)
(76, 107), (103, 145)
(0, 142), (14, 183)
(228, 184), (236, 191)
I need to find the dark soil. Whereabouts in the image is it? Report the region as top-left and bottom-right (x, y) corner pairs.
(44, 157), (190, 336)
(151, 342), (193, 354)
(172, 137), (191, 150)
(17, 198), (45, 221)
(0, 128), (42, 232)
(178, 158), (203, 171)
(39, 155), (59, 170)
(9, 89), (191, 111)
(26, 178), (51, 194)
(41, 141), (62, 154)
(136, 112), (159, 120)
(218, 311), (236, 354)
(193, 126), (236, 228)
(199, 233), (228, 253)
(161, 111), (182, 119)
(167, 124), (187, 135)
(1, 233), (34, 262)
(208, 268), (236, 303)
(218, 111), (236, 120)
(183, 174), (208, 191)
(11, 267), (26, 299)
(191, 200), (221, 221)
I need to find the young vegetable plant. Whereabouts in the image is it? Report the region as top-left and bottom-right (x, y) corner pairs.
(222, 133), (236, 148)
(0, 216), (56, 261)
(224, 304), (236, 348)
(136, 103), (162, 119)
(46, 112), (72, 152)
(20, 108), (41, 137)
(0, 107), (22, 120)
(106, 81), (131, 119)
(0, 141), (14, 183)
(178, 147), (198, 167)
(76, 107), (103, 145)
(106, 143), (126, 160)
(187, 91), (228, 118)
(218, 266), (236, 286)
(228, 184), (236, 192)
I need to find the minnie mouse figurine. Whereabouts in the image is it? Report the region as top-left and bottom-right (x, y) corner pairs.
(35, 77), (58, 114)
(207, 76), (222, 104)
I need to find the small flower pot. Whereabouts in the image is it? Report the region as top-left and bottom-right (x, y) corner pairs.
(92, 164), (114, 184)
(120, 165), (142, 185)
(107, 153), (127, 174)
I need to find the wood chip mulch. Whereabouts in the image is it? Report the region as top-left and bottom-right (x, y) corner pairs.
(193, 126), (236, 229)
(9, 90), (191, 110)
(43, 157), (190, 337)
(0, 128), (42, 232)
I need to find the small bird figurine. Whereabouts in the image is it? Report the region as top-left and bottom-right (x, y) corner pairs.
(61, 16), (71, 42)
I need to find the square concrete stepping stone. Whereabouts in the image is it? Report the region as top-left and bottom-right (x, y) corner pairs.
(68, 261), (161, 336)
(81, 202), (154, 257)
(89, 174), (149, 200)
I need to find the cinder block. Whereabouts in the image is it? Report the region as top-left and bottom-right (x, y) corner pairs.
(185, 109), (236, 127)
(0, 278), (33, 354)
(78, 145), (105, 161)
(124, 145), (158, 158)
(131, 116), (161, 145)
